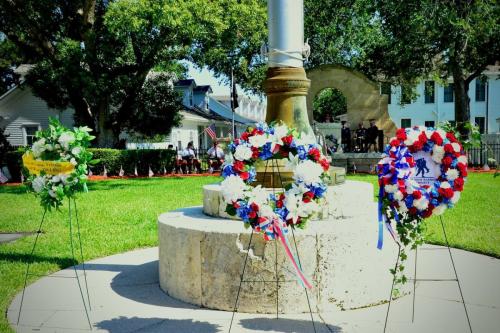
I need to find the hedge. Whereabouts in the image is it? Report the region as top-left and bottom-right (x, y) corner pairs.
(0, 149), (177, 181)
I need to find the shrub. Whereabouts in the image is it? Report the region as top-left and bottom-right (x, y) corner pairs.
(4, 150), (24, 182)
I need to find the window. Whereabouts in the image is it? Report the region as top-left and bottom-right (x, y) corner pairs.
(401, 118), (411, 128)
(475, 79), (486, 102)
(401, 85), (413, 104)
(23, 125), (39, 146)
(475, 117), (485, 134)
(424, 121), (435, 128)
(424, 81), (435, 103)
(381, 82), (391, 104)
(443, 83), (454, 103)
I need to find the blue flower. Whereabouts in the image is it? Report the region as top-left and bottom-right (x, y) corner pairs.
(296, 145), (307, 160)
(222, 165), (236, 178)
(247, 168), (257, 182)
(405, 196), (414, 208)
(236, 204), (252, 221)
(259, 142), (273, 160)
(310, 183), (327, 197)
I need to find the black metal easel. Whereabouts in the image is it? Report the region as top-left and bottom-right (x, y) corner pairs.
(383, 216), (473, 333)
(16, 197), (93, 330)
(228, 158), (317, 333)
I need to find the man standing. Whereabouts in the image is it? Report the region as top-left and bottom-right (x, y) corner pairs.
(341, 121), (351, 152)
(366, 120), (379, 152)
(355, 123), (366, 152)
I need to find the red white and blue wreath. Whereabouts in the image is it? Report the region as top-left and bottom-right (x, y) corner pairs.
(377, 126), (467, 251)
(220, 122), (330, 288)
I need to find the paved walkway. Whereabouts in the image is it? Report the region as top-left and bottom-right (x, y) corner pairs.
(7, 246), (500, 333)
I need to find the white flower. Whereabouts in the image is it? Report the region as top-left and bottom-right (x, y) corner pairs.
(457, 156), (467, 164)
(58, 132), (75, 150)
(31, 139), (46, 158)
(32, 176), (46, 193)
(294, 160), (324, 185)
(273, 124), (289, 140)
(221, 175), (247, 203)
(425, 129), (434, 139)
(413, 197), (429, 211)
(285, 152), (300, 171)
(259, 204), (276, 219)
(418, 126), (426, 132)
(71, 147), (82, 156)
(450, 191), (461, 204)
(451, 142), (461, 153)
(437, 128), (447, 140)
(404, 130), (419, 146)
(70, 158), (77, 166)
(384, 184), (398, 193)
(248, 133), (268, 148)
(51, 175), (61, 183)
(48, 189), (57, 198)
(234, 145), (253, 161)
(398, 200), (408, 213)
(295, 133), (316, 146)
(285, 193), (319, 223)
(247, 185), (269, 206)
(433, 204), (447, 215)
(432, 145), (445, 163)
(445, 169), (459, 181)
(394, 191), (404, 201)
(440, 182), (451, 189)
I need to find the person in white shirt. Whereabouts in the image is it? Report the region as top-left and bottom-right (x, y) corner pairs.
(181, 141), (200, 173)
(207, 141), (225, 172)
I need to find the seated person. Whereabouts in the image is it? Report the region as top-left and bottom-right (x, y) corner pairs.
(181, 141), (200, 173)
(207, 141), (225, 172)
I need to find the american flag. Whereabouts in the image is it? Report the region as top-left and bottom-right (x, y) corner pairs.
(204, 123), (217, 140)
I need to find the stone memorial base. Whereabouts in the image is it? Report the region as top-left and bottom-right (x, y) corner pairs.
(158, 181), (402, 314)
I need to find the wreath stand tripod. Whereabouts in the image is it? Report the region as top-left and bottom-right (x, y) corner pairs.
(227, 158), (317, 333)
(383, 216), (473, 333)
(16, 197), (93, 330)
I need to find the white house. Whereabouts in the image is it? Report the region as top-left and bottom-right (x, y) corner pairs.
(384, 65), (500, 134)
(213, 95), (266, 123)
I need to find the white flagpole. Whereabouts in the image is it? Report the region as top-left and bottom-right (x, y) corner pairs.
(231, 67), (235, 139)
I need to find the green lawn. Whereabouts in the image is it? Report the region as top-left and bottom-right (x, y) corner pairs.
(0, 173), (498, 332)
(349, 173), (500, 258)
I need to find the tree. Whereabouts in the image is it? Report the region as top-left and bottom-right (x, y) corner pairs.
(363, 0), (500, 134)
(0, 0), (266, 146)
(312, 88), (347, 122)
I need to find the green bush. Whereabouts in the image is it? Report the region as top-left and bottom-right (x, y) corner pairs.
(4, 150), (24, 182)
(88, 149), (177, 176)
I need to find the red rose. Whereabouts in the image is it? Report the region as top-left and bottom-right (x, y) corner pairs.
(303, 191), (314, 203)
(442, 156), (453, 166)
(320, 158), (330, 171)
(250, 202), (259, 211)
(282, 135), (293, 146)
(308, 148), (321, 161)
(240, 172), (249, 180)
(430, 132), (443, 145)
(412, 190), (422, 199)
(444, 144), (454, 154)
(276, 200), (283, 208)
(446, 132), (458, 143)
(233, 160), (245, 172)
(454, 178), (464, 191)
(396, 128), (407, 140)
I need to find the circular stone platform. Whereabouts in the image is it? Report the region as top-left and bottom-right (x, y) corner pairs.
(158, 181), (402, 314)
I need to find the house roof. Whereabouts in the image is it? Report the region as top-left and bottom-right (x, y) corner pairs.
(174, 79), (196, 88)
(194, 85), (212, 93)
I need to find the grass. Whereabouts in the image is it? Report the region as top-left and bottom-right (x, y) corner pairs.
(0, 176), (220, 333)
(0, 173), (498, 332)
(348, 173), (500, 258)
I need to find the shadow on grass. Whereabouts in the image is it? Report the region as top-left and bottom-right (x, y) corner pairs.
(87, 176), (200, 191)
(95, 317), (220, 333)
(0, 252), (77, 269)
(0, 185), (29, 195)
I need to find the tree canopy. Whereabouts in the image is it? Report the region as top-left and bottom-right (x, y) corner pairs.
(312, 88), (347, 122)
(0, 0), (266, 146)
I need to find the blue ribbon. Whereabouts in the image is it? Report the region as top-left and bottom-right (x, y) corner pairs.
(377, 186), (384, 249)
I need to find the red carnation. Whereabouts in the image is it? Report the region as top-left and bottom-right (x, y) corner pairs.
(282, 135), (293, 146)
(418, 132), (428, 145)
(422, 206), (434, 218)
(444, 144), (454, 154)
(454, 178), (464, 191)
(457, 163), (468, 177)
(407, 156), (415, 167)
(251, 147), (259, 159)
(241, 132), (250, 141)
(303, 191), (314, 203)
(430, 132), (443, 145)
(233, 202), (240, 208)
(258, 217), (267, 223)
(409, 207), (417, 215)
(276, 200), (283, 208)
(308, 148), (321, 161)
(248, 211), (257, 219)
(412, 141), (423, 151)
(438, 187), (454, 199)
(320, 158), (330, 171)
(250, 202), (259, 211)
(233, 160), (245, 172)
(390, 139), (400, 147)
(396, 128), (407, 140)
(442, 156), (453, 166)
(240, 172), (249, 180)
(413, 190), (422, 199)
(446, 132), (458, 143)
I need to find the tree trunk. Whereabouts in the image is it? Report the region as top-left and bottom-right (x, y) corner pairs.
(96, 101), (117, 148)
(452, 70), (470, 137)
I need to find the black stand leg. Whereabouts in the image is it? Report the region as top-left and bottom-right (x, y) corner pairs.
(291, 228), (317, 333)
(383, 244), (401, 333)
(412, 247), (417, 322)
(228, 230), (254, 333)
(440, 216), (473, 333)
(17, 209), (47, 325)
(69, 199), (93, 330)
(73, 198), (92, 311)
(275, 237), (279, 319)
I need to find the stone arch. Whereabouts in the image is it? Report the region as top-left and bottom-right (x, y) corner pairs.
(306, 64), (396, 137)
